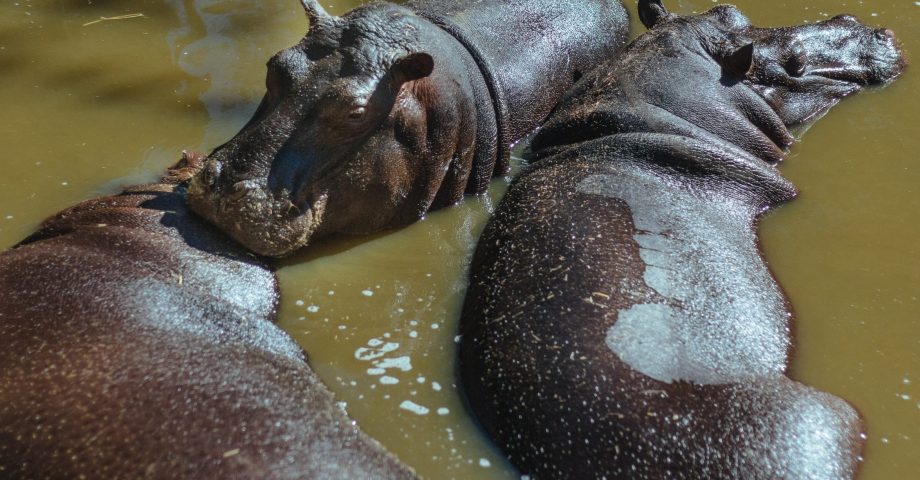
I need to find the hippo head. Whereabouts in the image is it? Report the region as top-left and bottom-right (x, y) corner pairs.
(188, 0), (481, 257)
(534, 0), (905, 164)
(642, 0), (905, 156)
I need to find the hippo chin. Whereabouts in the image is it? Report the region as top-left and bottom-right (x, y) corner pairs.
(187, 0), (630, 257)
(459, 1), (905, 478)
(0, 154), (417, 479)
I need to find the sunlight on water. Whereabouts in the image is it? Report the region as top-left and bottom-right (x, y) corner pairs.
(1, 0), (917, 478)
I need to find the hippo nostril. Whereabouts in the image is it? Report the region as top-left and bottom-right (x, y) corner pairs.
(227, 180), (261, 203)
(201, 160), (222, 189)
(874, 28), (896, 42)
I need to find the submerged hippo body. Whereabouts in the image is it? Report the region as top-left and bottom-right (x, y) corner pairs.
(460, 1), (905, 478)
(0, 156), (416, 479)
(188, 0), (630, 257)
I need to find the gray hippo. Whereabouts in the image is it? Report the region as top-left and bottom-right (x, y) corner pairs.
(0, 154), (416, 479)
(459, 1), (906, 478)
(188, 0), (630, 257)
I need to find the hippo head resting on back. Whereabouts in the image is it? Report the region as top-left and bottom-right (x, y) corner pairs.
(533, 0), (906, 168)
(188, 0), (475, 257)
(187, 0), (630, 257)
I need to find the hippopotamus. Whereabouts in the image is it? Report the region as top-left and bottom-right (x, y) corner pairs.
(0, 154), (416, 479)
(187, 0), (630, 257)
(459, 1), (906, 478)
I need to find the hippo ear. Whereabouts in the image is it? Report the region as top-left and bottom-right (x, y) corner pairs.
(723, 43), (754, 78)
(638, 0), (670, 29)
(301, 0), (334, 30)
(390, 52), (435, 86)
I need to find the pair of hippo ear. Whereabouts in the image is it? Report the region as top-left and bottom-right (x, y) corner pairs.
(301, 0), (434, 84)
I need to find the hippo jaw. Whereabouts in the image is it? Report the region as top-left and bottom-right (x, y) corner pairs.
(188, 175), (328, 257)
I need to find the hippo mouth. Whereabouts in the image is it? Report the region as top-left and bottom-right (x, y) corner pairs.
(187, 175), (328, 258)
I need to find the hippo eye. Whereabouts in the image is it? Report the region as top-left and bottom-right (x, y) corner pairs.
(784, 40), (808, 77)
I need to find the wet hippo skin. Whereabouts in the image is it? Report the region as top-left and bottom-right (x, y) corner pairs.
(0, 155), (417, 479)
(460, 1), (906, 478)
(188, 0), (630, 258)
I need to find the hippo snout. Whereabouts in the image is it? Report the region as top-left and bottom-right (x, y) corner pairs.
(870, 27), (906, 83)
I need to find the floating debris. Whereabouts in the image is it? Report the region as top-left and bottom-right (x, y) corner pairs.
(83, 13), (146, 27)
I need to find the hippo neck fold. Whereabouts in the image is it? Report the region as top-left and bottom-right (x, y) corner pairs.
(414, 12), (509, 194)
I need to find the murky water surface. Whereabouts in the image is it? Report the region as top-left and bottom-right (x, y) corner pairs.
(1, 1), (917, 478)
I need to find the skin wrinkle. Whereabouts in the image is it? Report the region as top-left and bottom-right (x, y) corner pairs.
(459, 2), (904, 478)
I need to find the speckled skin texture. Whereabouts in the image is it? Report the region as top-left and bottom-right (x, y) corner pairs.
(0, 156), (417, 479)
(460, 2), (905, 478)
(188, 0), (629, 258)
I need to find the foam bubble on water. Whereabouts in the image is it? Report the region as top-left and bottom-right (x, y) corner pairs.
(295, 300), (305, 306)
(367, 338), (384, 347)
(432, 382), (442, 392)
(307, 305), (319, 313)
(399, 400), (430, 415)
(380, 376), (399, 385)
(367, 368), (385, 376)
(431, 323), (440, 330)
(375, 356), (412, 372)
(416, 376), (426, 384)
(479, 458), (492, 468)
(409, 331), (418, 338)
(361, 289), (374, 297)
(355, 341), (399, 361)
(437, 407), (450, 415)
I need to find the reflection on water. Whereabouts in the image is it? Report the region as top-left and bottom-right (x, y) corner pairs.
(277, 177), (518, 479)
(1, 0), (918, 479)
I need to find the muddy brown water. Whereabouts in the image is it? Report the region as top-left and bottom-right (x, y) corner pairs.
(1, 1), (917, 478)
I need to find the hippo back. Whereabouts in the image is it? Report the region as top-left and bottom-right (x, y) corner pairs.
(0, 177), (416, 478)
